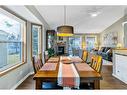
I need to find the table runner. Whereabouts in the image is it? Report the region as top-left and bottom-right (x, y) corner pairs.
(57, 56), (80, 89)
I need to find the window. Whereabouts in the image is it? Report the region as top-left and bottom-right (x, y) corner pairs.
(68, 35), (82, 55)
(0, 8), (26, 71)
(32, 24), (42, 57)
(86, 37), (96, 51)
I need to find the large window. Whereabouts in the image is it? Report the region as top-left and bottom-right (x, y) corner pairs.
(85, 36), (96, 51)
(0, 8), (26, 71)
(32, 24), (42, 57)
(68, 35), (82, 55)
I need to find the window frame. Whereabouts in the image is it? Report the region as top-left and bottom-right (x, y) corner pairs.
(31, 23), (42, 59)
(0, 7), (27, 76)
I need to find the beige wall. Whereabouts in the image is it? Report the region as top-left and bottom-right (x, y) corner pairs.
(100, 17), (124, 47)
(123, 15), (127, 47)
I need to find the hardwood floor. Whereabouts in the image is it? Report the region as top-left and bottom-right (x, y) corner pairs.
(100, 65), (127, 89)
(16, 65), (127, 89)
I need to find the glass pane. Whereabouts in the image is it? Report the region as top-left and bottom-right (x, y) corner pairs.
(86, 37), (95, 51)
(0, 42), (22, 70)
(0, 12), (23, 71)
(0, 13), (21, 41)
(68, 35), (82, 55)
(32, 25), (39, 56)
(7, 42), (22, 64)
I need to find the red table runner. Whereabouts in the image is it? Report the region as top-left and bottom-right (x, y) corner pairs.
(58, 56), (80, 88)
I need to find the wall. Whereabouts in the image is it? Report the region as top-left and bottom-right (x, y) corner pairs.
(123, 14), (127, 48)
(100, 17), (124, 47)
(124, 22), (127, 48)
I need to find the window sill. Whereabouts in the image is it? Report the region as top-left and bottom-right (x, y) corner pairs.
(0, 62), (26, 77)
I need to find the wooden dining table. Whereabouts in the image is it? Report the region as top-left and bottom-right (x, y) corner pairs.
(33, 56), (102, 89)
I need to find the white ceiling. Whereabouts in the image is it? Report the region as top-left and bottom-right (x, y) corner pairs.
(5, 6), (42, 24)
(35, 5), (126, 33)
(4, 5), (126, 34)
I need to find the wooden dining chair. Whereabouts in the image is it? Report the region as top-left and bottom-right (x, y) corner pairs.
(82, 50), (88, 62)
(91, 55), (102, 73)
(89, 54), (96, 66)
(32, 54), (62, 89)
(38, 53), (42, 64)
(32, 56), (43, 74)
(80, 54), (102, 89)
(44, 51), (49, 62)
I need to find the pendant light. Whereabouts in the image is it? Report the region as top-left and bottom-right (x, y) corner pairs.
(57, 6), (74, 37)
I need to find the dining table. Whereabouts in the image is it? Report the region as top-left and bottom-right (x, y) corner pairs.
(33, 56), (102, 89)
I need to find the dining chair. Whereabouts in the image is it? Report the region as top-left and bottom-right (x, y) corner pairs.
(80, 54), (102, 89)
(32, 56), (43, 74)
(32, 54), (62, 89)
(82, 50), (88, 62)
(89, 54), (96, 66)
(44, 51), (49, 62)
(38, 53), (43, 64)
(91, 55), (102, 73)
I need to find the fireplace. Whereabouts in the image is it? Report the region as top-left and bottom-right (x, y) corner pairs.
(58, 46), (65, 55)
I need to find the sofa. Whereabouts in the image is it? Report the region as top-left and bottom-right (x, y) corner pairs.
(97, 47), (113, 62)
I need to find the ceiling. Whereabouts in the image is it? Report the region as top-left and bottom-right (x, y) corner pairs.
(4, 5), (126, 34)
(35, 5), (126, 33)
(5, 6), (42, 24)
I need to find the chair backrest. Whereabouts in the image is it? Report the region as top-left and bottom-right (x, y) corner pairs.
(44, 51), (49, 62)
(38, 53), (43, 64)
(82, 50), (88, 62)
(90, 55), (98, 68)
(90, 55), (102, 73)
(32, 54), (43, 74)
(96, 55), (102, 73)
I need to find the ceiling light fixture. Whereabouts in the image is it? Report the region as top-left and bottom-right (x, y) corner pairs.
(90, 12), (100, 17)
(57, 6), (74, 37)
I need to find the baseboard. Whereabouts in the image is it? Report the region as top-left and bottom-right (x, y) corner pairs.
(11, 71), (34, 90)
(112, 74), (127, 84)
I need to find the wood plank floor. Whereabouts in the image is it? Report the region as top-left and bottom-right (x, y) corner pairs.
(16, 65), (127, 89)
(100, 65), (127, 89)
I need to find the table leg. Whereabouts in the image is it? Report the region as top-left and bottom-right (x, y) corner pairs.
(35, 79), (42, 89)
(94, 80), (100, 89)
